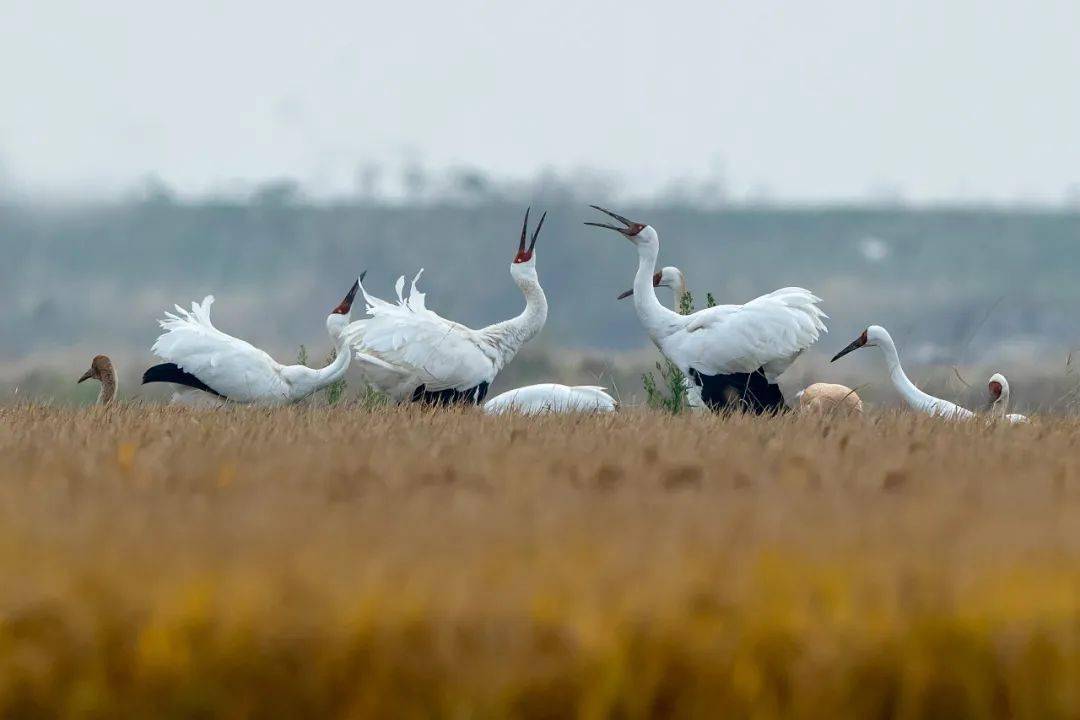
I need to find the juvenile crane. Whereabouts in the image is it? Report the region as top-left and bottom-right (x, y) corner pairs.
(348, 209), (548, 405)
(78, 355), (118, 405)
(831, 325), (974, 420)
(795, 383), (863, 415)
(142, 278), (363, 404)
(987, 373), (1030, 424)
(588, 207), (826, 413)
(483, 384), (617, 415)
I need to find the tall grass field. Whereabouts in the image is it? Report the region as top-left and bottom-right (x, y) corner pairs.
(0, 405), (1077, 718)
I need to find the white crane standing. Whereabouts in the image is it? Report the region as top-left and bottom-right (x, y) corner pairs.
(348, 209), (549, 405)
(587, 206), (826, 413)
(483, 383), (617, 415)
(142, 277), (363, 404)
(987, 373), (1030, 424)
(831, 325), (975, 419)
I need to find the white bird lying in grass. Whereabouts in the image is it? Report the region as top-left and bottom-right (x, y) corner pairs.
(483, 384), (617, 415)
(987, 373), (1030, 424)
(795, 382), (863, 415)
(831, 325), (975, 420)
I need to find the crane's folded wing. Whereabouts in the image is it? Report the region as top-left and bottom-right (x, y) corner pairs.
(350, 312), (494, 392)
(674, 287), (827, 379)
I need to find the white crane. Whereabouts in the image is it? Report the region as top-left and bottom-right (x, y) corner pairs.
(78, 355), (118, 405)
(618, 265), (704, 410)
(142, 277), (363, 404)
(587, 206), (826, 413)
(831, 325), (975, 420)
(483, 383), (617, 415)
(987, 373), (1030, 424)
(347, 209), (549, 406)
(619, 265), (689, 311)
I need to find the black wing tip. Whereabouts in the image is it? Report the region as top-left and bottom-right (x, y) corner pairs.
(142, 362), (225, 398)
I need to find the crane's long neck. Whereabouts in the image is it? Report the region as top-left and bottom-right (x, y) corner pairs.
(669, 273), (689, 313)
(481, 275), (548, 368)
(98, 369), (117, 405)
(876, 335), (938, 411)
(292, 331), (353, 400)
(633, 244), (682, 340)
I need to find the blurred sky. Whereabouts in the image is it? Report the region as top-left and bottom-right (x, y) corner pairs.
(2, 0), (1078, 203)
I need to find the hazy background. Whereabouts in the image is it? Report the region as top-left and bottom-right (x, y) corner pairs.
(2, 0), (1079, 410)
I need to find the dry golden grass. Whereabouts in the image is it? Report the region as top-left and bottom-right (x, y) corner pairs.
(0, 404), (1078, 718)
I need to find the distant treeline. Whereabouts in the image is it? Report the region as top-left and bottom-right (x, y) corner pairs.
(2, 198), (1080, 399)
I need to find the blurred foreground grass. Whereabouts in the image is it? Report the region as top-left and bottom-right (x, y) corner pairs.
(0, 404), (1078, 718)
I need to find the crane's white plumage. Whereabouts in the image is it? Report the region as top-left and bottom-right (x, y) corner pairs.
(987, 373), (1030, 424)
(152, 296), (294, 402)
(146, 280), (362, 404)
(590, 207), (825, 412)
(483, 384), (617, 415)
(831, 325), (974, 420)
(348, 210), (548, 404)
(350, 272), (501, 397)
(667, 286), (826, 380)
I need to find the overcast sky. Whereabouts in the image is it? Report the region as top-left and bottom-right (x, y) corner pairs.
(2, 0), (1078, 203)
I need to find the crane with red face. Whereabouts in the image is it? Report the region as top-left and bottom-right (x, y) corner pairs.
(987, 373), (1030, 424)
(588, 206), (827, 413)
(347, 209), (549, 405)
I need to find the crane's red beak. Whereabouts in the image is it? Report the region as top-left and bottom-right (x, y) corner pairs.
(332, 272), (364, 315)
(585, 205), (647, 237)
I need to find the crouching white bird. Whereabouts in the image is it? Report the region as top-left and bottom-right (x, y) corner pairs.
(987, 373), (1030, 424)
(483, 383), (617, 415)
(831, 325), (974, 420)
(588, 206), (826, 413)
(142, 277), (363, 404)
(347, 209), (548, 405)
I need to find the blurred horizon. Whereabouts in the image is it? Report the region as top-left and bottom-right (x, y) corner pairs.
(4, 190), (1080, 411)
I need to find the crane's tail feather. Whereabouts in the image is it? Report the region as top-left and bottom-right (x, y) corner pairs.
(142, 363), (225, 398)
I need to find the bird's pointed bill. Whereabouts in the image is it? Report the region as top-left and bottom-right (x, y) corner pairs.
(617, 288), (634, 300)
(529, 211), (546, 252)
(519, 207), (531, 254)
(77, 369), (93, 383)
(831, 335), (867, 362)
(333, 279), (361, 315)
(584, 205), (633, 235)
